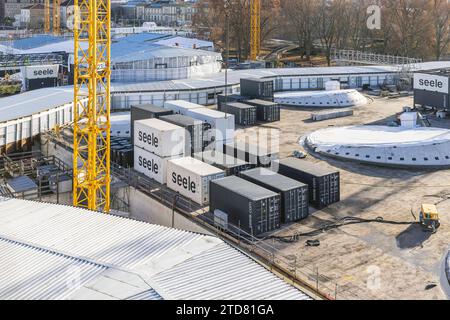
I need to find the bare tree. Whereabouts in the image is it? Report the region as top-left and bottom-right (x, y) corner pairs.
(431, 0), (450, 60)
(282, 0), (316, 60)
(315, 0), (348, 65)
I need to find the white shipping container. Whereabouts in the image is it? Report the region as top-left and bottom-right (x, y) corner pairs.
(164, 100), (204, 115)
(134, 118), (185, 157)
(186, 108), (235, 142)
(167, 157), (225, 205)
(134, 146), (181, 184)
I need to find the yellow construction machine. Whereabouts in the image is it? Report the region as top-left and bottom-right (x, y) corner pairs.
(419, 204), (441, 233)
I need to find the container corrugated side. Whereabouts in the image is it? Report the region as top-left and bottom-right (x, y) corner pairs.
(224, 142), (279, 167)
(209, 176), (281, 235)
(186, 108), (235, 142)
(159, 114), (204, 156)
(275, 158), (340, 209)
(164, 100), (204, 115)
(134, 146), (180, 184)
(194, 150), (256, 176)
(131, 104), (173, 144)
(167, 157), (225, 205)
(239, 168), (309, 222)
(134, 118), (186, 158)
(223, 102), (257, 126)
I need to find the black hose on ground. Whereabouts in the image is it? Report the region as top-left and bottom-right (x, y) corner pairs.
(264, 216), (418, 243)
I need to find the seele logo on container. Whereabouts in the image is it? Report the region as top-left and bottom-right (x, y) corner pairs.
(138, 155), (159, 174)
(171, 171), (196, 194)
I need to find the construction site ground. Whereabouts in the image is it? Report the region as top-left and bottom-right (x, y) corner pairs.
(233, 96), (450, 300)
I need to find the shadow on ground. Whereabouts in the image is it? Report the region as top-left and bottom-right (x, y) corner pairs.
(396, 224), (432, 249)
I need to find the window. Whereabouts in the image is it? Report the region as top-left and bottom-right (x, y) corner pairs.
(388, 157), (392, 160)
(365, 155), (370, 158)
(155, 63), (168, 69)
(355, 154), (360, 157)
(435, 157), (439, 160)
(400, 158), (404, 161)
(376, 156), (381, 159)
(412, 158), (417, 161)
(424, 158), (429, 161)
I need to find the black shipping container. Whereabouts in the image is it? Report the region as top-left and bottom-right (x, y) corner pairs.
(223, 142), (279, 167)
(245, 99), (281, 122)
(210, 176), (281, 235)
(240, 78), (274, 101)
(194, 150), (256, 176)
(239, 168), (309, 223)
(159, 114), (205, 155)
(131, 104), (173, 144)
(26, 77), (58, 91)
(222, 102), (257, 126)
(217, 94), (247, 111)
(275, 158), (340, 209)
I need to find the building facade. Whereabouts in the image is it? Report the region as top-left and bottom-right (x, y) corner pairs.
(3, 0), (44, 19)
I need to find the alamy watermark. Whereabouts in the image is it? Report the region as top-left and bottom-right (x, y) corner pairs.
(367, 4), (382, 30)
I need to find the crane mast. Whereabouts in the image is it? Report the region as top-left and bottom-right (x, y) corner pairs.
(53, 0), (61, 35)
(250, 0), (261, 61)
(73, 0), (111, 212)
(44, 0), (50, 33)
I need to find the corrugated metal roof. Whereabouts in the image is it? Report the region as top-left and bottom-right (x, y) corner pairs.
(111, 61), (450, 93)
(0, 237), (108, 300)
(0, 197), (310, 300)
(0, 87), (75, 123)
(0, 33), (219, 62)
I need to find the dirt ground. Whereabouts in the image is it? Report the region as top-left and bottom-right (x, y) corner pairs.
(233, 96), (450, 300)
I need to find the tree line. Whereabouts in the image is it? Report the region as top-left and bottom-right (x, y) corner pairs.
(192, 0), (450, 64)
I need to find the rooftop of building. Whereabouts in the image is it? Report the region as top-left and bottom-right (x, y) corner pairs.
(0, 87), (77, 123)
(0, 33), (218, 62)
(0, 197), (310, 300)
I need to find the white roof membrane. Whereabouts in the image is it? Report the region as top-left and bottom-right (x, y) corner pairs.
(306, 126), (450, 167)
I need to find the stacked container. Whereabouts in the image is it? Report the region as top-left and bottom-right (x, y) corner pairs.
(164, 100), (204, 115)
(195, 150), (256, 176)
(240, 78), (274, 101)
(224, 141), (279, 168)
(275, 158), (340, 209)
(131, 104), (173, 145)
(245, 99), (281, 122)
(239, 168), (309, 223)
(209, 176), (281, 235)
(167, 157), (225, 205)
(133, 118), (185, 184)
(186, 108), (235, 146)
(217, 94), (247, 111)
(160, 114), (206, 156)
(221, 102), (257, 126)
(111, 136), (133, 167)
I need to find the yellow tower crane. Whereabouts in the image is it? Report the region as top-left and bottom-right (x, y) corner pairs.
(250, 0), (261, 61)
(44, 0), (50, 33)
(53, 0), (61, 35)
(73, 0), (111, 212)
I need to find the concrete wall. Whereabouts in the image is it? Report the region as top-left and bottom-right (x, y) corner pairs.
(126, 187), (213, 235)
(40, 134), (83, 168)
(40, 134), (212, 235)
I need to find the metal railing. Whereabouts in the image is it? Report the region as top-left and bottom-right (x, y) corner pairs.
(333, 49), (422, 66)
(111, 163), (366, 300)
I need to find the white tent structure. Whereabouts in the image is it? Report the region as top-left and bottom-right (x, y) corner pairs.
(305, 125), (450, 168)
(275, 89), (368, 108)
